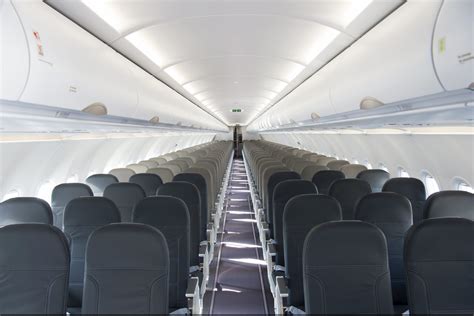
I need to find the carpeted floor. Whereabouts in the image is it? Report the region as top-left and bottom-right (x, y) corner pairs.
(203, 158), (273, 315)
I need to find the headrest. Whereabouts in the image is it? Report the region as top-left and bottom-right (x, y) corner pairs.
(423, 190), (474, 220)
(85, 174), (118, 194)
(405, 218), (473, 262)
(0, 197), (52, 226)
(312, 170), (345, 184)
(103, 183), (146, 204)
(304, 221), (388, 266)
(173, 173), (206, 192)
(138, 160), (158, 169)
(133, 196), (189, 227)
(51, 183), (93, 206)
(356, 192), (413, 224)
(86, 223), (169, 269)
(268, 171), (301, 189)
(327, 160), (350, 170)
(157, 182), (200, 207)
(382, 178), (426, 201)
(147, 168), (174, 183)
(340, 164), (368, 178)
(129, 173), (163, 196)
(126, 164), (148, 174)
(357, 169), (390, 192)
(0, 223), (69, 268)
(274, 179), (318, 202)
(301, 165), (329, 180)
(284, 194), (342, 225)
(329, 178), (372, 197)
(108, 168), (135, 182)
(316, 156), (336, 166)
(64, 197), (121, 226)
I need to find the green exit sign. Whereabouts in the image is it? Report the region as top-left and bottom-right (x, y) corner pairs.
(231, 109), (242, 113)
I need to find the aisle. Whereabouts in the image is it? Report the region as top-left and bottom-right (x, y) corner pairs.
(204, 158), (273, 314)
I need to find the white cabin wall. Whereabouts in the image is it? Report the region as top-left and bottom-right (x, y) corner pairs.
(0, 134), (215, 202)
(261, 133), (474, 193)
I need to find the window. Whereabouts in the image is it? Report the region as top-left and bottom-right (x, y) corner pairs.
(37, 181), (55, 204)
(398, 167), (410, 178)
(423, 172), (440, 197)
(66, 174), (79, 183)
(455, 179), (474, 193)
(2, 189), (19, 202)
(364, 160), (373, 169)
(379, 163), (388, 172)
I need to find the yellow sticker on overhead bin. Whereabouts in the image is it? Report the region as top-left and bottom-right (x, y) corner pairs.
(438, 37), (446, 54)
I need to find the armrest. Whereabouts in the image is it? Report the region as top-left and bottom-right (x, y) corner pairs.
(267, 242), (277, 257)
(261, 222), (269, 232)
(186, 277), (200, 298)
(199, 244), (208, 258)
(275, 276), (289, 298)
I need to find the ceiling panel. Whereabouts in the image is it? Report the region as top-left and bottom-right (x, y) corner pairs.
(47, 0), (404, 125)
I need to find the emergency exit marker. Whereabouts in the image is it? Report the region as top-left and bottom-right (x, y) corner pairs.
(231, 109), (242, 112)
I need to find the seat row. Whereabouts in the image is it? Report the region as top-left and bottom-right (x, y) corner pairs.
(0, 141), (234, 315)
(242, 140), (473, 315)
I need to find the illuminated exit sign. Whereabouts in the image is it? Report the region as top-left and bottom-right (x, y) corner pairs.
(231, 109), (242, 112)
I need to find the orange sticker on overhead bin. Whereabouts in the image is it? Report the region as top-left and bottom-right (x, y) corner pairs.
(37, 44), (44, 56)
(33, 31), (41, 41)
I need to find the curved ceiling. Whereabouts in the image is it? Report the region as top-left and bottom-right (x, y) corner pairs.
(47, 0), (403, 126)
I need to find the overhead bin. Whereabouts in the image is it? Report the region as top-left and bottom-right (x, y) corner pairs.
(1, 0), (226, 131)
(248, 0), (473, 131)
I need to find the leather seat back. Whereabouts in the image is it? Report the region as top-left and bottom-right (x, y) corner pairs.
(404, 218), (474, 314)
(0, 224), (70, 314)
(355, 192), (413, 305)
(329, 179), (372, 220)
(82, 223), (169, 314)
(51, 183), (93, 227)
(0, 197), (52, 227)
(103, 183), (146, 221)
(303, 221), (393, 314)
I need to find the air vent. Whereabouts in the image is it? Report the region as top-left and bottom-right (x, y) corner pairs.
(311, 112), (320, 120)
(149, 116), (160, 124)
(82, 102), (107, 115)
(360, 97), (384, 110)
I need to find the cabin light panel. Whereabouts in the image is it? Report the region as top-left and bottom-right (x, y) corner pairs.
(73, 0), (402, 126)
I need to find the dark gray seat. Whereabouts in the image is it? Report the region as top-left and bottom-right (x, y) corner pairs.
(404, 218), (474, 314)
(85, 174), (118, 196)
(133, 197), (189, 311)
(63, 197), (120, 309)
(266, 171), (301, 236)
(423, 190), (474, 220)
(0, 224), (70, 314)
(129, 173), (163, 196)
(356, 169), (390, 192)
(355, 192), (413, 308)
(51, 183), (93, 228)
(103, 183), (146, 222)
(311, 170), (345, 195)
(383, 178), (426, 224)
(157, 182), (201, 267)
(329, 179), (372, 220)
(283, 194), (342, 309)
(0, 197), (52, 227)
(272, 179), (317, 266)
(82, 223), (169, 314)
(173, 173), (208, 241)
(303, 221), (393, 314)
